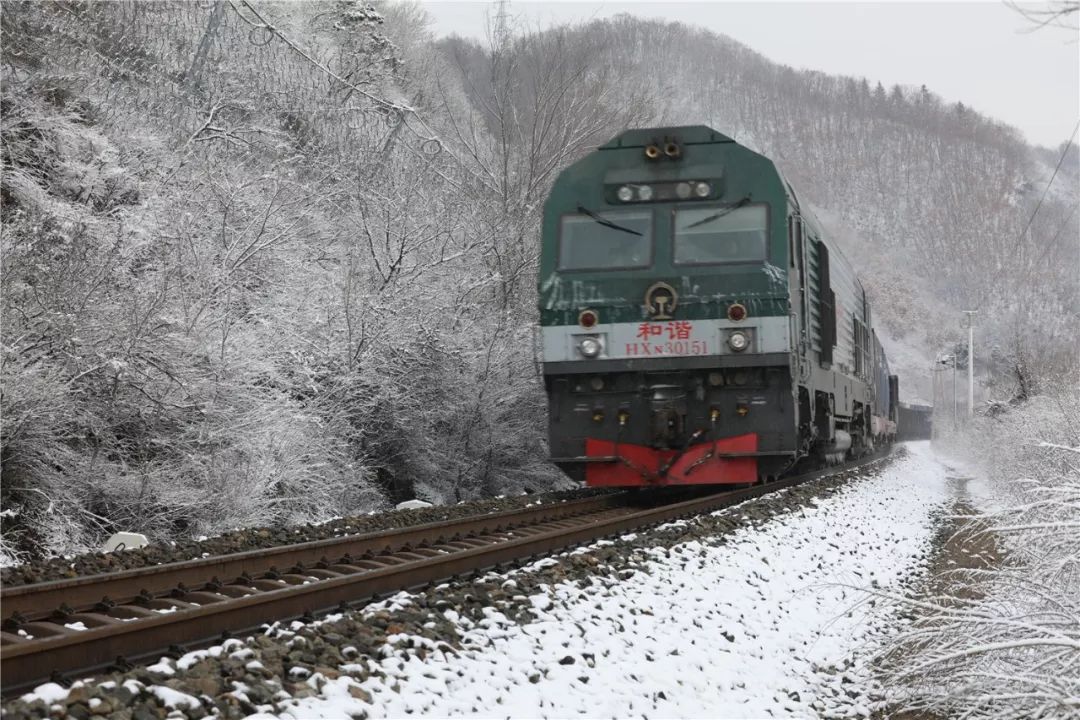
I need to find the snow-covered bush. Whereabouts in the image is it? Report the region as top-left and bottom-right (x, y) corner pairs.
(880, 390), (1080, 719)
(1, 3), (403, 555)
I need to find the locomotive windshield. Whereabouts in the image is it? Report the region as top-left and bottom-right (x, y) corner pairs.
(558, 209), (652, 271)
(673, 204), (768, 265)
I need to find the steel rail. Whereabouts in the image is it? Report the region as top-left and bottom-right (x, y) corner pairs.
(1, 493), (629, 622)
(0, 451), (893, 695)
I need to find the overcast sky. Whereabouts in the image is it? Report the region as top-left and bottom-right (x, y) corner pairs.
(420, 1), (1079, 149)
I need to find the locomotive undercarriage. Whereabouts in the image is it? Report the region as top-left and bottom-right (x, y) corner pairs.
(547, 352), (888, 487)
(796, 380), (880, 470)
(546, 362), (798, 485)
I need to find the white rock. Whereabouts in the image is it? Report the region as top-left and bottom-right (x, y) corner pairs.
(102, 531), (149, 553)
(396, 499), (434, 510)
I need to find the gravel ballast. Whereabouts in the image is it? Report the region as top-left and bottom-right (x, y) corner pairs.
(4, 444), (960, 719)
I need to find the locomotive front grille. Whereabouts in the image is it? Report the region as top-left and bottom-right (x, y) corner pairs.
(648, 383), (686, 449)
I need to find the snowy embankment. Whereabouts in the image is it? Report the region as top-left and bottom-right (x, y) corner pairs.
(263, 443), (952, 719)
(880, 400), (1080, 719)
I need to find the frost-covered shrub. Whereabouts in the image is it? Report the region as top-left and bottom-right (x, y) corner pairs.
(1, 70), (398, 556)
(0, 356), (99, 562)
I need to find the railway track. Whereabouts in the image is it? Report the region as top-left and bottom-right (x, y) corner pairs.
(0, 451), (893, 696)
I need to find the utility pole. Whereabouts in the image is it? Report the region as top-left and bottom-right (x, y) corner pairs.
(493, 0), (512, 47)
(962, 311), (977, 418)
(936, 354), (955, 431)
(930, 362), (940, 440)
(952, 356), (957, 428)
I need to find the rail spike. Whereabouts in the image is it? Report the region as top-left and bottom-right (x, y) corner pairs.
(2, 612), (27, 631)
(52, 603), (75, 621)
(109, 656), (133, 673)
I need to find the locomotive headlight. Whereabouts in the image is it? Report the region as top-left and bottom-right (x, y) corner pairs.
(589, 376), (605, 391)
(617, 185), (634, 202)
(708, 371), (724, 387)
(675, 182), (692, 199)
(728, 331), (749, 352)
(579, 337), (602, 358)
(694, 182), (711, 198)
(637, 184), (654, 201)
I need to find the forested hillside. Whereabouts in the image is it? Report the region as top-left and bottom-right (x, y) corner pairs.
(2, 1), (1076, 561)
(567, 17), (1078, 392)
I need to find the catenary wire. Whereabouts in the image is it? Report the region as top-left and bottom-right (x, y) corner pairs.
(976, 117), (1079, 310)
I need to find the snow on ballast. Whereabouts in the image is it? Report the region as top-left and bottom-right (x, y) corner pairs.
(262, 442), (951, 719)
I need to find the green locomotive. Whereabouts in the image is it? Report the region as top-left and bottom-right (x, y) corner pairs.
(539, 126), (897, 486)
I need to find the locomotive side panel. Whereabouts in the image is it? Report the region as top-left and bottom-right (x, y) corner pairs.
(786, 200), (878, 458)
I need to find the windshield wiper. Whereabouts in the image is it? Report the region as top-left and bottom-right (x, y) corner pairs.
(577, 205), (642, 236)
(685, 196), (753, 230)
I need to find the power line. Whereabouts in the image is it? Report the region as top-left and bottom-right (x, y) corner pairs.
(1028, 201), (1079, 271)
(1015, 117), (1079, 250)
(978, 118), (1079, 309)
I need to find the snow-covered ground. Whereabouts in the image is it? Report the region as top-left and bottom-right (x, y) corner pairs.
(250, 442), (955, 719)
(926, 440), (997, 512)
